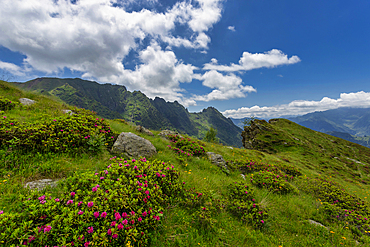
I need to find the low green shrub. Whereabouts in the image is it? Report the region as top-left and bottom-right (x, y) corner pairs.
(301, 178), (370, 236)
(0, 157), (185, 246)
(0, 108), (118, 155)
(0, 97), (18, 111)
(167, 135), (206, 158)
(250, 171), (298, 194)
(227, 181), (268, 228)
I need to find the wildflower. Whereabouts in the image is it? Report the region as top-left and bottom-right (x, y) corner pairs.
(122, 212), (128, 218)
(104, 170), (108, 174)
(44, 225), (52, 232)
(132, 159), (136, 162)
(84, 242), (90, 247)
(261, 220), (264, 223)
(122, 219), (128, 225)
(111, 221), (116, 227)
(67, 200), (73, 205)
(100, 177), (104, 180)
(101, 211), (107, 218)
(87, 201), (94, 207)
(107, 229), (112, 235)
(117, 223), (124, 230)
(94, 211), (99, 218)
(71, 192), (76, 197)
(131, 211), (135, 216)
(78, 210), (84, 215)
(0, 210), (3, 215)
(142, 211), (147, 217)
(78, 201), (83, 206)
(115, 212), (121, 220)
(112, 234), (118, 239)
(138, 217), (143, 222)
(87, 227), (94, 234)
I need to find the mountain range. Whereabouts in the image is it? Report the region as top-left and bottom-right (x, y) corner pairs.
(287, 108), (370, 148)
(14, 77), (243, 147)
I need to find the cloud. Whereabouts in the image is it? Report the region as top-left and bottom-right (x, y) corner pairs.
(0, 0), (222, 98)
(191, 70), (256, 102)
(0, 61), (25, 76)
(222, 91), (370, 119)
(204, 49), (301, 72)
(228, 26), (236, 32)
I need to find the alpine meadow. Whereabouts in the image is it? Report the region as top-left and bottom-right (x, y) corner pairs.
(1, 79), (370, 246)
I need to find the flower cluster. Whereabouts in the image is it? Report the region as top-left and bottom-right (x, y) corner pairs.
(167, 134), (206, 157)
(0, 158), (185, 246)
(0, 97), (18, 111)
(250, 171), (298, 194)
(0, 108), (118, 154)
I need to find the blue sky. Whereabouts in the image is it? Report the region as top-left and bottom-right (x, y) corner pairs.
(1, 0), (370, 119)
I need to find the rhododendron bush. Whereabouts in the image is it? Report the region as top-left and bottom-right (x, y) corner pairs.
(0, 158), (184, 246)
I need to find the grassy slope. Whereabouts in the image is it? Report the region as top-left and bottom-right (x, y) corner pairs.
(1, 80), (370, 246)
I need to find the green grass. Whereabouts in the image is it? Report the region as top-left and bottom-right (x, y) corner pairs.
(1, 79), (370, 246)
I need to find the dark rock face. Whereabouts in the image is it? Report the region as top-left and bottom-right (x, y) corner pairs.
(111, 132), (157, 158)
(241, 120), (269, 150)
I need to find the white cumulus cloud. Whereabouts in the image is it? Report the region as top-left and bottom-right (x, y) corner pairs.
(222, 91), (370, 119)
(191, 70), (256, 102)
(228, 26), (236, 32)
(204, 49), (301, 72)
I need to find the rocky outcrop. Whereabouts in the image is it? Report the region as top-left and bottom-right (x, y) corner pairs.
(241, 120), (269, 149)
(206, 152), (228, 171)
(136, 125), (154, 136)
(24, 179), (59, 191)
(111, 132), (157, 158)
(19, 98), (36, 106)
(158, 130), (182, 139)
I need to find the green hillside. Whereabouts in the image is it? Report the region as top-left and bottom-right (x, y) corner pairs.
(15, 77), (242, 147)
(2, 80), (370, 246)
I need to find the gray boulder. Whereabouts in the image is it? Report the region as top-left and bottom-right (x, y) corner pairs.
(24, 179), (59, 191)
(136, 125), (154, 136)
(158, 130), (182, 139)
(206, 152), (228, 171)
(19, 98), (36, 106)
(111, 132), (157, 158)
(62, 109), (75, 115)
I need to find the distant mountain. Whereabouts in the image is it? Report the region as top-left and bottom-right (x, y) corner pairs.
(289, 108), (370, 136)
(15, 77), (243, 147)
(326, 131), (370, 148)
(288, 107), (370, 148)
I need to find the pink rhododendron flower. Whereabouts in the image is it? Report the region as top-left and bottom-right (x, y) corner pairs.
(94, 211), (99, 218)
(131, 211), (135, 216)
(117, 223), (124, 230)
(87, 227), (94, 234)
(122, 219), (128, 225)
(112, 234), (118, 239)
(71, 192), (76, 197)
(87, 201), (94, 207)
(67, 200), (73, 205)
(101, 211), (107, 218)
(122, 212), (128, 218)
(115, 212), (121, 220)
(84, 241), (90, 247)
(107, 228), (112, 235)
(100, 177), (104, 180)
(142, 211), (147, 217)
(92, 187), (97, 192)
(145, 190), (149, 195)
(78, 201), (83, 206)
(44, 225), (52, 232)
(0, 210), (3, 215)
(138, 217), (142, 222)
(78, 210), (84, 215)
(111, 221), (116, 227)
